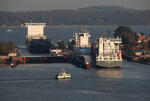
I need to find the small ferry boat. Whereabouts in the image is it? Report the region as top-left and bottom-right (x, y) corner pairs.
(56, 68), (71, 79)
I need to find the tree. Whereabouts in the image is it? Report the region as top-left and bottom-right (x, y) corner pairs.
(114, 26), (138, 55)
(0, 41), (15, 55)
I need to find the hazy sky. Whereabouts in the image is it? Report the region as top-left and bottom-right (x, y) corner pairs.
(0, 0), (150, 11)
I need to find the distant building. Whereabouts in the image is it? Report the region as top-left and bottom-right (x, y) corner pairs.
(135, 50), (143, 56)
(8, 53), (17, 57)
(137, 36), (145, 43)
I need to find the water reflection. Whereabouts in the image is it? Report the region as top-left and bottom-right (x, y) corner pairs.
(57, 79), (71, 84)
(96, 68), (122, 78)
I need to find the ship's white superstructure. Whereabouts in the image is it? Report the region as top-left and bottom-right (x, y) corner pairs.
(74, 30), (91, 48)
(25, 23), (47, 42)
(96, 36), (122, 68)
(25, 22), (51, 53)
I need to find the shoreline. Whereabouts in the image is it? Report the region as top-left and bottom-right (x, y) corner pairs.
(0, 64), (9, 67)
(122, 53), (150, 65)
(0, 25), (150, 28)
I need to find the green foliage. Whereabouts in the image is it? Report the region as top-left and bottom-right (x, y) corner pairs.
(0, 6), (150, 26)
(114, 26), (133, 38)
(0, 41), (15, 55)
(114, 26), (138, 54)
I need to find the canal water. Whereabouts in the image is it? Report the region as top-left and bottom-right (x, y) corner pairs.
(0, 25), (150, 101)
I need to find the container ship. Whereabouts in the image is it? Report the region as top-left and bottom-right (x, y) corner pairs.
(96, 36), (122, 68)
(25, 23), (51, 53)
(74, 30), (91, 54)
(72, 30), (92, 69)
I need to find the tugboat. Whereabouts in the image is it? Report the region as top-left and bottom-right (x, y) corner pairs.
(56, 68), (71, 79)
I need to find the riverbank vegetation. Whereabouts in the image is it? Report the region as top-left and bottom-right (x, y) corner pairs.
(0, 41), (15, 55)
(114, 26), (138, 55)
(114, 26), (150, 61)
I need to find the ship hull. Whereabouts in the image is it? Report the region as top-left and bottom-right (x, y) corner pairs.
(74, 47), (91, 54)
(26, 39), (51, 53)
(96, 61), (122, 68)
(72, 54), (91, 69)
(73, 47), (91, 69)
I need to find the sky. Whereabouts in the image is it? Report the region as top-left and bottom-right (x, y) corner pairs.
(0, 0), (150, 11)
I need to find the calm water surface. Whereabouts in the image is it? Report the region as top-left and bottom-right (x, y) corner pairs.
(0, 62), (150, 101)
(0, 25), (150, 45)
(0, 26), (150, 101)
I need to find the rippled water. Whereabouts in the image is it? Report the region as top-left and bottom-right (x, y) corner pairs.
(0, 61), (150, 101)
(0, 26), (150, 101)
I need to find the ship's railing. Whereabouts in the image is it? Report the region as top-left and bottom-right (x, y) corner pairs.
(25, 23), (46, 26)
(96, 56), (122, 61)
(26, 35), (47, 42)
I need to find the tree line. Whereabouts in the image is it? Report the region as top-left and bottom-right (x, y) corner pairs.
(0, 6), (150, 26)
